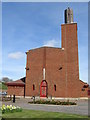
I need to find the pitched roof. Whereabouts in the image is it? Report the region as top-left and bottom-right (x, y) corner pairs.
(6, 77), (25, 86)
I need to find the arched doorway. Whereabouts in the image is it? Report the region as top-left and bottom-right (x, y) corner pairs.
(40, 80), (47, 97)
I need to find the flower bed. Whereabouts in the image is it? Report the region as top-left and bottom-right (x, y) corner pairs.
(1, 104), (22, 114)
(28, 100), (77, 105)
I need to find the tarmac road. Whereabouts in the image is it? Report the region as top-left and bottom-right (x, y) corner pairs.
(1, 98), (89, 116)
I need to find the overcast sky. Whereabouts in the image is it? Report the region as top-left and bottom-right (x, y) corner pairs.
(2, 2), (88, 83)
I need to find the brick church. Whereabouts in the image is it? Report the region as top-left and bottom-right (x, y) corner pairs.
(6, 7), (89, 98)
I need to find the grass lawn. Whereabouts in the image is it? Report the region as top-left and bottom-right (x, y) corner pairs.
(2, 109), (89, 119)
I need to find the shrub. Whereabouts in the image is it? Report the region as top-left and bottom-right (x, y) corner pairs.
(28, 100), (77, 105)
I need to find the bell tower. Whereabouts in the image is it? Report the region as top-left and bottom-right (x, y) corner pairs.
(61, 7), (79, 97)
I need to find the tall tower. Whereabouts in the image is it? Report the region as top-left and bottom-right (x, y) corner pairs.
(61, 7), (79, 97)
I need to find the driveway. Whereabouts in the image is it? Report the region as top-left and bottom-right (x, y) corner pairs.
(2, 98), (89, 116)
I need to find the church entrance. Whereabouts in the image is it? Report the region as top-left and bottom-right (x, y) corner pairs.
(40, 80), (47, 97)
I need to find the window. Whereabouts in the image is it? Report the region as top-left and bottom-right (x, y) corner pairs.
(88, 90), (90, 96)
(33, 84), (35, 90)
(54, 85), (56, 91)
(82, 88), (85, 91)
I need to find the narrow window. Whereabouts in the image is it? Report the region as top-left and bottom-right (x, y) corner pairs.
(54, 85), (56, 91)
(33, 84), (35, 90)
(88, 90), (90, 96)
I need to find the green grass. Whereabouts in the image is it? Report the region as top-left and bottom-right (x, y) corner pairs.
(2, 109), (89, 119)
(0, 82), (7, 90)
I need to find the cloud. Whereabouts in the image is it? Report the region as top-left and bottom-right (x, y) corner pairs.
(43, 39), (60, 47)
(8, 52), (24, 59)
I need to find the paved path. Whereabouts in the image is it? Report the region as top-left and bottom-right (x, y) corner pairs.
(2, 98), (89, 116)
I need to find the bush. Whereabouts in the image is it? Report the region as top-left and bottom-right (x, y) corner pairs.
(28, 100), (77, 105)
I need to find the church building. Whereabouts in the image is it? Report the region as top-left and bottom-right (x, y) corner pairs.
(6, 7), (89, 98)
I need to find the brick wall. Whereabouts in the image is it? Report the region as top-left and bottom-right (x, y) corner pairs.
(78, 80), (88, 97)
(61, 23), (80, 97)
(7, 86), (24, 96)
(25, 23), (88, 98)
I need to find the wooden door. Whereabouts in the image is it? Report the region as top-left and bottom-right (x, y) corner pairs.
(40, 80), (47, 97)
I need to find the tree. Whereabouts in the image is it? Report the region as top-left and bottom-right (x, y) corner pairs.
(1, 77), (13, 83)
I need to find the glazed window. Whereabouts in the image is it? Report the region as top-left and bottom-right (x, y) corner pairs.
(54, 84), (56, 91)
(33, 84), (35, 90)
